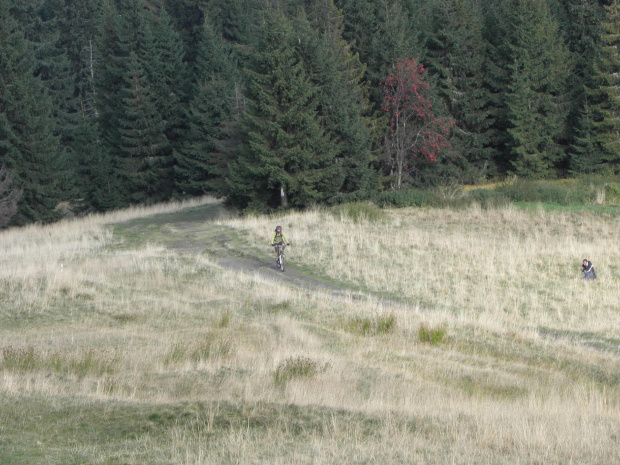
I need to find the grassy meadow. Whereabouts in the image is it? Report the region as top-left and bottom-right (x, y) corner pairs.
(1, 197), (619, 464)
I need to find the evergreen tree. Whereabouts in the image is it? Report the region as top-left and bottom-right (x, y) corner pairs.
(298, 2), (377, 201)
(164, 0), (204, 81)
(334, 0), (423, 102)
(425, 0), (496, 182)
(226, 13), (342, 211)
(484, 0), (570, 178)
(174, 16), (236, 196)
(0, 0), (61, 224)
(569, 98), (601, 173)
(589, 0), (620, 173)
(145, 6), (188, 149)
(117, 51), (172, 203)
(206, 0), (260, 45)
(74, 119), (121, 211)
(0, 161), (22, 228)
(97, 0), (174, 204)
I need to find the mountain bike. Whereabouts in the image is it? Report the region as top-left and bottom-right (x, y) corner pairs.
(274, 242), (286, 272)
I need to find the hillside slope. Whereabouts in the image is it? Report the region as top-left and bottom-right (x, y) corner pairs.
(1, 199), (619, 464)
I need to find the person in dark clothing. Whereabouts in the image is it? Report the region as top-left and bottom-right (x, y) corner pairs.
(581, 259), (596, 280)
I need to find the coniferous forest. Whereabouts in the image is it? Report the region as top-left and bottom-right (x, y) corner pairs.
(1, 0), (619, 226)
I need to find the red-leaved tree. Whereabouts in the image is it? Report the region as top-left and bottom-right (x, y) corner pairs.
(381, 58), (451, 189)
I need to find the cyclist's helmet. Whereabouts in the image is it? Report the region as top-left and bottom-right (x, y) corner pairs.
(275, 225), (282, 232)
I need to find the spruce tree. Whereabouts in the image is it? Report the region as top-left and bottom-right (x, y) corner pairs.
(558, 0), (605, 174)
(425, 0), (496, 182)
(117, 51), (172, 203)
(484, 0), (570, 178)
(569, 99), (601, 173)
(298, 2), (377, 201)
(145, 6), (188, 149)
(174, 17), (236, 197)
(0, 0), (60, 224)
(97, 0), (174, 204)
(226, 12), (341, 211)
(589, 0), (620, 173)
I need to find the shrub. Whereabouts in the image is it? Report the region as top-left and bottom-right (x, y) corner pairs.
(418, 324), (446, 345)
(273, 356), (326, 385)
(605, 182), (620, 204)
(344, 314), (397, 336)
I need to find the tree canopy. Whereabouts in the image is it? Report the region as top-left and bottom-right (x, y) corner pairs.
(0, 0), (619, 225)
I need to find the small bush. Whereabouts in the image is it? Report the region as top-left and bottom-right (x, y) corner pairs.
(376, 314), (397, 334)
(273, 356), (326, 385)
(605, 182), (620, 204)
(418, 324), (447, 345)
(344, 314), (397, 336)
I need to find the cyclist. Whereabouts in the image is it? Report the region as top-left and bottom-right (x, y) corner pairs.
(581, 259), (596, 280)
(271, 225), (290, 262)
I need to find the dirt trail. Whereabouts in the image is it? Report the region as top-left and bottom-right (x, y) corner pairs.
(132, 202), (415, 309)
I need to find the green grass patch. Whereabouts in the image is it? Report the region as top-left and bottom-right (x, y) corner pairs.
(418, 324), (447, 345)
(342, 313), (397, 336)
(1, 346), (118, 378)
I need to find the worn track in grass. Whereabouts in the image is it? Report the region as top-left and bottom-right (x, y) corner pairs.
(117, 201), (417, 310)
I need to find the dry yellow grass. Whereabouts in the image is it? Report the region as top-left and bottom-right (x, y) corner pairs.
(1, 200), (619, 464)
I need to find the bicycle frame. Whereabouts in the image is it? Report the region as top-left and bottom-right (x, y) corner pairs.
(274, 242), (285, 271)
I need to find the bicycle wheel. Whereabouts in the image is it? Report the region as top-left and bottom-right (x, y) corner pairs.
(279, 253), (285, 272)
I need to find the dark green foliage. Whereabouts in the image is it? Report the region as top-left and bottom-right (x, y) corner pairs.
(425, 0), (496, 182)
(569, 100), (602, 174)
(589, 0), (620, 174)
(144, 7), (188, 148)
(97, 0), (175, 205)
(334, 0), (425, 106)
(561, 0), (604, 173)
(0, 163), (22, 228)
(485, 0), (570, 179)
(4, 0), (620, 224)
(117, 51), (172, 203)
(75, 117), (121, 212)
(295, 3), (377, 202)
(0, 0), (60, 224)
(174, 17), (236, 197)
(226, 12), (342, 212)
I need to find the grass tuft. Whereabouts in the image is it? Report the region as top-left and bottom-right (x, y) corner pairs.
(273, 356), (327, 386)
(418, 324), (447, 345)
(343, 313), (397, 336)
